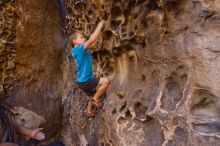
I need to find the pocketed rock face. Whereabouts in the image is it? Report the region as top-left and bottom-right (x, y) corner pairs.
(0, 0), (17, 98)
(1, 0), (66, 142)
(64, 0), (220, 146)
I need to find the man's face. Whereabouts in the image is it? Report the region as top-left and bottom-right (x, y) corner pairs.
(74, 33), (85, 44)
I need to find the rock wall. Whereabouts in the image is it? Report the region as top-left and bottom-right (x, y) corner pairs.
(1, 0), (220, 146)
(64, 0), (220, 146)
(1, 0), (66, 144)
(0, 0), (16, 98)
(13, 0), (66, 141)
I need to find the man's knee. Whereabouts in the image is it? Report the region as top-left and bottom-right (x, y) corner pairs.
(104, 77), (110, 86)
(100, 77), (110, 86)
(105, 77), (110, 85)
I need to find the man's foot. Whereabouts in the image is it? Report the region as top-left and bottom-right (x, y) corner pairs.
(90, 99), (103, 109)
(86, 111), (96, 117)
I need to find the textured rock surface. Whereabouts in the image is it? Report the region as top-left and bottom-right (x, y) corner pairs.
(13, 0), (66, 140)
(1, 0), (220, 146)
(0, 0), (66, 143)
(64, 0), (220, 146)
(0, 0), (17, 97)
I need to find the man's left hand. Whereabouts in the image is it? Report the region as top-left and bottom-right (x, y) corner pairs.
(31, 128), (45, 140)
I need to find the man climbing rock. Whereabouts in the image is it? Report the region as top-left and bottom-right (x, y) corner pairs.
(69, 20), (110, 117)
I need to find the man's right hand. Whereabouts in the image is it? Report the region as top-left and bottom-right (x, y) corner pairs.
(84, 20), (107, 49)
(99, 20), (107, 28)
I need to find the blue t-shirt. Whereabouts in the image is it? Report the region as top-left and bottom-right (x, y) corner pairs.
(71, 44), (94, 83)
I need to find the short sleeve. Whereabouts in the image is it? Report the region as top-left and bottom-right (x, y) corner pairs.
(71, 44), (85, 58)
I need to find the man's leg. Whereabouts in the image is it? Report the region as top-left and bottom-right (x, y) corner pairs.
(93, 77), (110, 102)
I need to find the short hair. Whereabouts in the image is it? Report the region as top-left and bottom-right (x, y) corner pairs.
(68, 31), (79, 45)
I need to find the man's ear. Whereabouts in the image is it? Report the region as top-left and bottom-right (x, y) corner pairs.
(72, 39), (76, 44)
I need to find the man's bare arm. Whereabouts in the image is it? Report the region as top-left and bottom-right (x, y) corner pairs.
(84, 20), (106, 49)
(14, 123), (45, 140)
(16, 125), (32, 137)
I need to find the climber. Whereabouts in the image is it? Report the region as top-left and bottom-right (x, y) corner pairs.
(0, 103), (45, 146)
(69, 19), (110, 117)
